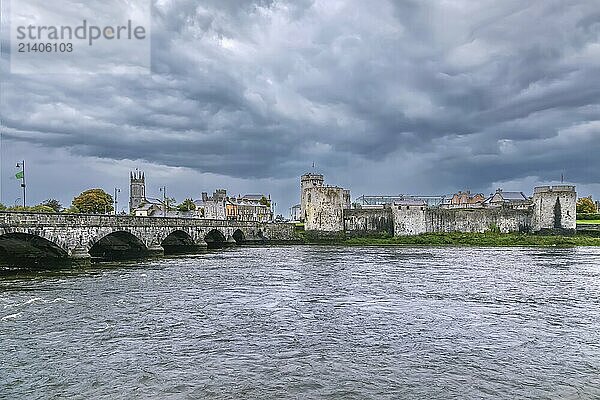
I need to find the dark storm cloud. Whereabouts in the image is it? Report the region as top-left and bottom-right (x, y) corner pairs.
(2, 0), (600, 194)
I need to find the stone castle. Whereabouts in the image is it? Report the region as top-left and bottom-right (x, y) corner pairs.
(300, 173), (577, 235)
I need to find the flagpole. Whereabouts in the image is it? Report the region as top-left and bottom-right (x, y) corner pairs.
(16, 160), (25, 208)
(21, 160), (25, 208)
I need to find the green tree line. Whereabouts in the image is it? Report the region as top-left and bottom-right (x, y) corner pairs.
(0, 189), (198, 215)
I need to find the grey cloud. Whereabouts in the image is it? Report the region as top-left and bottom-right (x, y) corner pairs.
(1, 0), (600, 209)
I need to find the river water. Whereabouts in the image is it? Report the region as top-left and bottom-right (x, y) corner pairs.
(1, 246), (600, 399)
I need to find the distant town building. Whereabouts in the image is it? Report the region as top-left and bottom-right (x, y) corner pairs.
(484, 189), (531, 209)
(235, 197), (272, 222)
(134, 202), (162, 217)
(291, 204), (302, 221)
(356, 194), (446, 208)
(441, 190), (485, 209)
(198, 190), (228, 220)
(127, 172), (272, 222)
(196, 190), (273, 222)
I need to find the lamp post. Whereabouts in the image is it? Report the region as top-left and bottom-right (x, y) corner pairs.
(114, 188), (120, 215)
(15, 161), (25, 208)
(159, 186), (167, 217)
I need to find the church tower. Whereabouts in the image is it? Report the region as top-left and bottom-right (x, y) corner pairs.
(129, 170), (146, 213)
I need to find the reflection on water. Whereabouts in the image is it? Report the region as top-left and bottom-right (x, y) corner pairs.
(1, 246), (600, 399)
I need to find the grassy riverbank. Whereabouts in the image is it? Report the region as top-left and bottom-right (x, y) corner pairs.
(577, 220), (600, 224)
(301, 232), (600, 247)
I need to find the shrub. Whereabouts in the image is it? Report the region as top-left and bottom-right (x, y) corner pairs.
(577, 213), (600, 220)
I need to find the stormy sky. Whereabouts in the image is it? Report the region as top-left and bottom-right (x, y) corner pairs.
(1, 0), (599, 214)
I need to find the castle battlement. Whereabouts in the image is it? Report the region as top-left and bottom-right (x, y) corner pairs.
(534, 185), (576, 194)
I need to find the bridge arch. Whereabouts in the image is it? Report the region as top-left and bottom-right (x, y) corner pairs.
(205, 229), (226, 249)
(232, 229), (245, 244)
(89, 230), (148, 260)
(0, 232), (69, 261)
(161, 229), (200, 254)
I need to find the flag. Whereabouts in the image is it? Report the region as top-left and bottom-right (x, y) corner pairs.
(15, 171), (24, 180)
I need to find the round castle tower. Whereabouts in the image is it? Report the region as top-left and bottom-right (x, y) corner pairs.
(300, 173), (324, 222)
(532, 185), (577, 233)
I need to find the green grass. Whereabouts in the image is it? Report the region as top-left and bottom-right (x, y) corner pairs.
(577, 220), (600, 225)
(303, 232), (600, 247)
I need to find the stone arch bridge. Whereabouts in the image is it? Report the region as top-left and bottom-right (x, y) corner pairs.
(0, 212), (297, 261)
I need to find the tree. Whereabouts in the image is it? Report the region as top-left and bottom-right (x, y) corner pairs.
(177, 198), (196, 211)
(30, 205), (55, 213)
(166, 197), (177, 211)
(64, 205), (80, 214)
(0, 203), (6, 211)
(72, 189), (114, 214)
(4, 205), (52, 213)
(7, 206), (28, 212)
(577, 197), (597, 214)
(42, 199), (62, 212)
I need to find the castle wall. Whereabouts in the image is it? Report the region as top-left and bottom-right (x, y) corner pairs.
(344, 208), (394, 236)
(340, 206), (531, 236)
(304, 186), (348, 231)
(424, 208), (531, 234)
(532, 186), (577, 232)
(299, 174), (575, 237)
(392, 205), (427, 236)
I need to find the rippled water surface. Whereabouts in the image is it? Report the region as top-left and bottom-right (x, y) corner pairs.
(2, 246), (600, 399)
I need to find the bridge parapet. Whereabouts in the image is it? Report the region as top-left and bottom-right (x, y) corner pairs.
(0, 211), (268, 228)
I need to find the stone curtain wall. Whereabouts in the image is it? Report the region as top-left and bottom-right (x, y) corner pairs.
(424, 208), (531, 234)
(343, 208), (394, 236)
(353, 206), (532, 236)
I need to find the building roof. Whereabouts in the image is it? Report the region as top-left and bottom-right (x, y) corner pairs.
(135, 202), (161, 211)
(241, 194), (266, 201)
(502, 192), (528, 201)
(394, 199), (427, 206)
(492, 191), (529, 202)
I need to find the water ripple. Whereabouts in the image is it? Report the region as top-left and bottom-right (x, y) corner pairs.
(1, 246), (600, 399)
